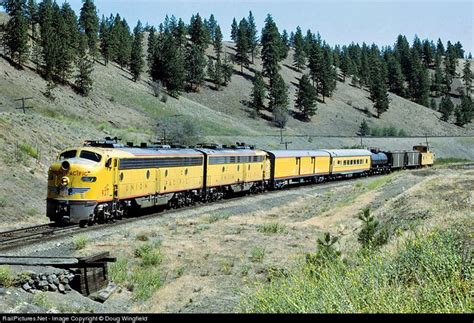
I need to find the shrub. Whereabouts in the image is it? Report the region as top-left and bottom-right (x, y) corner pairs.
(73, 235), (88, 250)
(250, 247), (266, 263)
(257, 223), (287, 234)
(135, 243), (163, 267)
(0, 197), (6, 208)
(18, 143), (39, 159)
(110, 257), (129, 284)
(131, 267), (161, 301)
(0, 266), (13, 287)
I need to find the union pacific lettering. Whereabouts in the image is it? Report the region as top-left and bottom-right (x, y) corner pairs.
(50, 170), (90, 177)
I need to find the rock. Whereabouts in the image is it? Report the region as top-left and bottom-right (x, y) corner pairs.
(38, 280), (48, 288)
(48, 284), (57, 292)
(61, 277), (69, 285)
(64, 284), (71, 292)
(40, 275), (47, 281)
(22, 283), (31, 292)
(0, 288), (6, 295)
(52, 276), (59, 285)
(28, 279), (35, 286)
(58, 284), (65, 294)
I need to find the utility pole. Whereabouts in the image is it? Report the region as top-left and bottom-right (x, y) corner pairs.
(15, 97), (33, 114)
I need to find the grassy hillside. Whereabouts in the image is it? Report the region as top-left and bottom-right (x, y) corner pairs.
(0, 11), (473, 225)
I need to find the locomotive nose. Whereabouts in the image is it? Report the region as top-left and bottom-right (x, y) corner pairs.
(61, 160), (70, 171)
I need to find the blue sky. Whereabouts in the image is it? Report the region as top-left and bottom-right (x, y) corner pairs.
(5, 0), (474, 53)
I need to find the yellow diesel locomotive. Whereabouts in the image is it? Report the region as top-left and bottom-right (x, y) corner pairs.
(47, 139), (434, 225)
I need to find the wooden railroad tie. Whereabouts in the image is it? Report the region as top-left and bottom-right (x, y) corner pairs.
(0, 252), (116, 297)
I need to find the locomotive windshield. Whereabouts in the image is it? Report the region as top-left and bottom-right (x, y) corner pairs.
(59, 150), (77, 160)
(79, 150), (102, 163)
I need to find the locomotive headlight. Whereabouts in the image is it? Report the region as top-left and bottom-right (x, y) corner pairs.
(60, 176), (69, 186)
(61, 160), (70, 171)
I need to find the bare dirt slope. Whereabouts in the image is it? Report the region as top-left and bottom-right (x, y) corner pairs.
(2, 166), (472, 313)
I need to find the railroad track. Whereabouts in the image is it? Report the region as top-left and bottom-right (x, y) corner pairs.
(0, 223), (81, 250)
(1, 162), (471, 251)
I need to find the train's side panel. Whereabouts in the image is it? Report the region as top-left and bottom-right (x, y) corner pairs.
(204, 151), (266, 187)
(274, 157), (300, 179)
(405, 152), (421, 167)
(116, 168), (156, 200)
(157, 165), (204, 193)
(315, 156), (331, 175)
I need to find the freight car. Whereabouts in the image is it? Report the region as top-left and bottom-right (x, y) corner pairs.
(46, 139), (434, 225)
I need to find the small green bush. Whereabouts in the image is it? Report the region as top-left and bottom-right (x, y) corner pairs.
(0, 266), (13, 287)
(0, 197), (6, 208)
(73, 235), (88, 250)
(250, 247), (266, 263)
(110, 257), (129, 284)
(19, 142), (39, 159)
(257, 223), (287, 234)
(135, 243), (163, 267)
(131, 267), (161, 301)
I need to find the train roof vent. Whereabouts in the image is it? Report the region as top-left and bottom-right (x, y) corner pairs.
(149, 144), (172, 149)
(196, 143), (221, 149)
(235, 142), (255, 150)
(84, 137), (124, 148)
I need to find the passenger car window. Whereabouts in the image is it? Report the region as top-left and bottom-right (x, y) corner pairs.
(59, 150), (76, 160)
(80, 150), (102, 163)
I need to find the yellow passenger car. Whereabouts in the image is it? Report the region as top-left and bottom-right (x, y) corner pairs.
(323, 149), (372, 176)
(265, 150), (331, 187)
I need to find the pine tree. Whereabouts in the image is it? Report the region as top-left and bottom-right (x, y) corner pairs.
(56, 2), (79, 82)
(436, 38), (445, 56)
(292, 26), (306, 71)
(130, 20), (144, 82)
(161, 34), (185, 96)
(462, 60), (472, 94)
(295, 74), (317, 121)
(213, 25), (223, 59)
(359, 120), (370, 136)
(146, 26), (157, 67)
(340, 49), (353, 82)
(174, 18), (187, 49)
(3, 0), (30, 66)
(260, 14), (282, 78)
(387, 55), (405, 96)
(75, 35), (94, 96)
(454, 94), (473, 126)
(189, 13), (207, 48)
(38, 0), (56, 80)
(320, 45), (337, 102)
(247, 11), (258, 64)
(432, 58), (444, 97)
(79, 0), (99, 55)
(230, 18), (238, 42)
(250, 71), (266, 114)
(185, 43), (206, 91)
(268, 72), (288, 112)
(308, 41), (323, 92)
(430, 98), (437, 111)
(439, 96), (454, 122)
(369, 62), (390, 118)
(422, 39), (433, 66)
(213, 58), (224, 90)
(114, 17), (132, 69)
(26, 0), (38, 31)
(235, 18), (250, 73)
(221, 54), (233, 86)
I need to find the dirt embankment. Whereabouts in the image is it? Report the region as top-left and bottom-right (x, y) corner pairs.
(1, 166), (472, 313)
